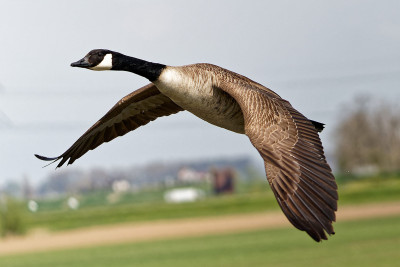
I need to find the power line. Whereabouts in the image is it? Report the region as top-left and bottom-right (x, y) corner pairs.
(3, 70), (400, 95)
(277, 70), (400, 88)
(0, 110), (13, 128)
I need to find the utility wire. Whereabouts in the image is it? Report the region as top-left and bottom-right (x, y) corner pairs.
(0, 110), (13, 128)
(3, 69), (400, 95)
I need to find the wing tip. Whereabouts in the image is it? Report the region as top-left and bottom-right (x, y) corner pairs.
(34, 154), (63, 168)
(299, 217), (336, 242)
(279, 189), (337, 242)
(307, 226), (335, 242)
(34, 154), (59, 161)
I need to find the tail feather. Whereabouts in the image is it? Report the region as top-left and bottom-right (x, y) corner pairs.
(310, 120), (325, 132)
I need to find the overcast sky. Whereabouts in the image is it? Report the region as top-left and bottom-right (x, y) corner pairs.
(0, 0), (399, 186)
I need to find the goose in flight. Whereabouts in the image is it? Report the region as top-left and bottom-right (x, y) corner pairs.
(35, 49), (338, 242)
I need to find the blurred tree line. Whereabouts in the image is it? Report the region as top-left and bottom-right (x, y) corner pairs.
(0, 196), (26, 237)
(335, 96), (400, 174)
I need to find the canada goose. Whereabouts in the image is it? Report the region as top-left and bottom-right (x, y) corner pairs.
(35, 49), (338, 242)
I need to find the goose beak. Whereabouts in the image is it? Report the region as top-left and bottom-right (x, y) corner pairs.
(71, 57), (91, 68)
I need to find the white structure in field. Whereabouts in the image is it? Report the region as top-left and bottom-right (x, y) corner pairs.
(67, 197), (80, 210)
(27, 200), (39, 212)
(112, 180), (131, 193)
(164, 187), (204, 203)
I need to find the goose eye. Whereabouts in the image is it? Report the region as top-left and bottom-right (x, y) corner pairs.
(97, 52), (103, 57)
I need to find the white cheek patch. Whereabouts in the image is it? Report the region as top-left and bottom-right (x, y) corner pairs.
(91, 53), (113, 71)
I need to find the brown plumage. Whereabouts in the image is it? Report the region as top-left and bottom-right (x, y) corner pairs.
(36, 50), (338, 242)
(36, 84), (183, 166)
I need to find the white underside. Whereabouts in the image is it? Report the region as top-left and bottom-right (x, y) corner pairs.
(155, 67), (245, 133)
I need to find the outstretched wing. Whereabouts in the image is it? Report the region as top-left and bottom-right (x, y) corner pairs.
(217, 79), (338, 241)
(35, 83), (184, 167)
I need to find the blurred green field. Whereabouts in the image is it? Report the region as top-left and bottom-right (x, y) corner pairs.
(23, 172), (400, 231)
(1, 215), (399, 267)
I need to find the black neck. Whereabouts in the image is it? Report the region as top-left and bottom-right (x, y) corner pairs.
(111, 53), (166, 81)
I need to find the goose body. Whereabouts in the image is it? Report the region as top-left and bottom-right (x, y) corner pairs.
(155, 65), (245, 133)
(36, 49), (338, 242)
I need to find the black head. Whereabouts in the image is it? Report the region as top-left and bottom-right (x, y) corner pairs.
(70, 49), (166, 81)
(71, 49), (117, 70)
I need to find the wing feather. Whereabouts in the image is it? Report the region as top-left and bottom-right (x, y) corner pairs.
(217, 78), (338, 241)
(35, 83), (184, 167)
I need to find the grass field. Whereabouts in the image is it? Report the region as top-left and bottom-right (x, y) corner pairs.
(23, 173), (400, 231)
(1, 215), (399, 267)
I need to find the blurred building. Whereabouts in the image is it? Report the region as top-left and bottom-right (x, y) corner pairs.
(177, 167), (209, 183)
(212, 168), (235, 195)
